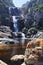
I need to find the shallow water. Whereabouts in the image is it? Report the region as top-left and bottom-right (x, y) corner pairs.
(11, 38), (30, 56)
(0, 38), (43, 65)
(0, 38), (30, 65)
(0, 38), (31, 60)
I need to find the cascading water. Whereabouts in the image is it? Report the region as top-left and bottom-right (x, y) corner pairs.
(9, 7), (19, 32)
(12, 16), (19, 32)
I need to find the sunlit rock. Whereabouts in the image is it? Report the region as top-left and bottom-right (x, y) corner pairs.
(11, 55), (25, 61)
(21, 62), (26, 65)
(0, 60), (8, 65)
(24, 39), (43, 65)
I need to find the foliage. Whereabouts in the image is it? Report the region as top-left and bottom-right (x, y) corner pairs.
(33, 4), (43, 12)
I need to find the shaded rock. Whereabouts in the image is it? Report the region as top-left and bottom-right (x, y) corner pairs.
(34, 8), (43, 29)
(12, 32), (17, 38)
(0, 0), (14, 7)
(0, 32), (11, 38)
(22, 27), (28, 35)
(0, 38), (19, 44)
(33, 31), (43, 38)
(0, 26), (12, 34)
(13, 32), (25, 39)
(26, 27), (38, 38)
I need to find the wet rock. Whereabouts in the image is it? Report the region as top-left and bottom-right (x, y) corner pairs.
(12, 32), (17, 38)
(22, 27), (28, 35)
(33, 31), (43, 38)
(13, 32), (25, 40)
(26, 27), (38, 38)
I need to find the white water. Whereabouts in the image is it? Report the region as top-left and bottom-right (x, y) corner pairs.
(12, 16), (19, 32)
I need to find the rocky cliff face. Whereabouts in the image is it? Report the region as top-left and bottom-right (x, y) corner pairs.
(21, 0), (43, 30)
(36, 0), (43, 4)
(34, 8), (43, 29)
(0, 0), (14, 7)
(0, 0), (15, 31)
(21, 0), (43, 16)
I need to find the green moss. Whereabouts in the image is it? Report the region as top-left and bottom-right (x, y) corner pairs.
(33, 4), (43, 12)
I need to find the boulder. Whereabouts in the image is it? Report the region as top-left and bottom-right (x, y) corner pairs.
(21, 62), (26, 65)
(0, 60), (8, 65)
(11, 55), (25, 61)
(33, 31), (43, 38)
(24, 54), (39, 65)
(0, 26), (12, 38)
(11, 55), (24, 65)
(24, 39), (43, 65)
(26, 27), (38, 38)
(22, 27), (28, 35)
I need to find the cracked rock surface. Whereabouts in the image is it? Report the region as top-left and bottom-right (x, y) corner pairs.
(24, 39), (43, 65)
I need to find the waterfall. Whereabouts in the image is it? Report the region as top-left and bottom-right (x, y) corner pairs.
(12, 16), (19, 32)
(9, 7), (19, 32)
(9, 7), (14, 16)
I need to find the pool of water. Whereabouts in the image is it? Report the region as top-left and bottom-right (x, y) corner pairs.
(0, 38), (31, 59)
(0, 38), (43, 65)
